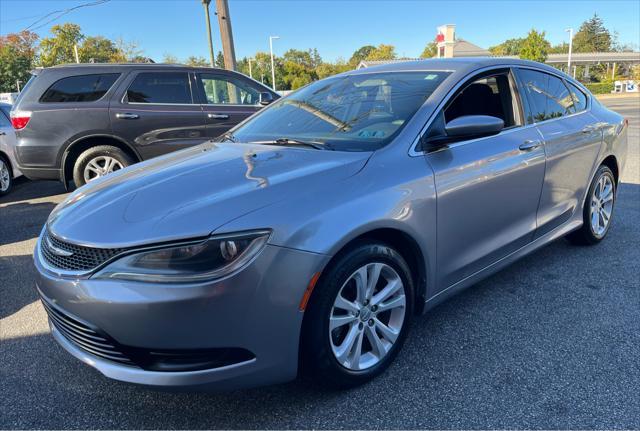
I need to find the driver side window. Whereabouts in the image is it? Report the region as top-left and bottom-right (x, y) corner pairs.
(421, 70), (522, 149)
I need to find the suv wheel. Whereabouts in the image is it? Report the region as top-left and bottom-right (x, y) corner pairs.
(301, 242), (414, 388)
(0, 157), (13, 196)
(73, 145), (134, 187)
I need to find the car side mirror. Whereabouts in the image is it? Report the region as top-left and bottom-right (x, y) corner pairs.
(444, 115), (504, 138)
(259, 92), (274, 106)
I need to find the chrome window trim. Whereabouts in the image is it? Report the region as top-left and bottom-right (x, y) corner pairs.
(409, 63), (592, 157)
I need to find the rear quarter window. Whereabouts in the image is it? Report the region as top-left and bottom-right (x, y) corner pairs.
(567, 82), (588, 112)
(40, 73), (120, 103)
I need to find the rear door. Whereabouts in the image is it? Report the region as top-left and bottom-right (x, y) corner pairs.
(110, 70), (206, 160)
(424, 68), (546, 289)
(194, 72), (266, 139)
(514, 68), (603, 237)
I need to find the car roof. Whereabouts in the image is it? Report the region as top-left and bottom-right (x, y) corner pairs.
(42, 63), (232, 74)
(347, 57), (563, 76)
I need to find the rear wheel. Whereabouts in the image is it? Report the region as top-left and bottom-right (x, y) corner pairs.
(72, 145), (134, 187)
(0, 157), (13, 196)
(301, 242), (414, 388)
(567, 165), (616, 245)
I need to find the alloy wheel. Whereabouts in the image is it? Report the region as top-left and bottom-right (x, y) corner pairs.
(83, 156), (124, 183)
(329, 262), (406, 371)
(0, 160), (10, 192)
(589, 173), (614, 238)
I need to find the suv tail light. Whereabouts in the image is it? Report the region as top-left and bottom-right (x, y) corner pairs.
(10, 111), (32, 130)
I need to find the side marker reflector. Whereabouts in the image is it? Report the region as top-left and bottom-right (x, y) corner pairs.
(299, 272), (321, 311)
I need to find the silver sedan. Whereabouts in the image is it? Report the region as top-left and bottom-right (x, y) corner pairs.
(34, 58), (628, 390)
(0, 102), (22, 195)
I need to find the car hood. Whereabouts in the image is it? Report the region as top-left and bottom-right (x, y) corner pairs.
(48, 142), (371, 248)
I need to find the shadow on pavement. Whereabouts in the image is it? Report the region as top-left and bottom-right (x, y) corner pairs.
(0, 255), (38, 320)
(0, 178), (67, 205)
(0, 201), (56, 244)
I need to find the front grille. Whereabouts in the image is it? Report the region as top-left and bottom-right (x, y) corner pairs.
(40, 229), (126, 272)
(40, 297), (135, 366)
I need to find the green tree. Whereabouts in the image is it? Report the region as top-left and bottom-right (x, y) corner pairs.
(420, 41), (438, 58)
(366, 44), (397, 61)
(549, 42), (570, 54)
(185, 56), (208, 67)
(0, 30), (38, 92)
(316, 58), (351, 79)
(39, 23), (84, 66)
(348, 45), (375, 66)
(519, 29), (550, 62)
(573, 14), (613, 53)
(215, 51), (225, 68)
(162, 53), (179, 64)
(78, 36), (123, 63)
(489, 37), (525, 56)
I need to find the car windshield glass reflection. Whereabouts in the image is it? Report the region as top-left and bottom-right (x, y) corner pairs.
(231, 71), (451, 151)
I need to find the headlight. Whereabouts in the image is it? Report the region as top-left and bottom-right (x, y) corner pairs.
(93, 230), (270, 283)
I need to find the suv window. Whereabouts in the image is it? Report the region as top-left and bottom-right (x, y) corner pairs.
(517, 69), (575, 122)
(40, 73), (120, 103)
(197, 73), (260, 105)
(445, 72), (520, 128)
(567, 82), (588, 112)
(126, 72), (193, 104)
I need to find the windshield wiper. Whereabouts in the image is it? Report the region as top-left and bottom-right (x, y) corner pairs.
(253, 138), (333, 151)
(218, 132), (237, 143)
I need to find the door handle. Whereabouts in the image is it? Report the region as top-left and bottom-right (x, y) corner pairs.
(208, 113), (230, 120)
(519, 140), (542, 151)
(0, 131), (5, 136)
(582, 124), (601, 134)
(115, 113), (139, 120)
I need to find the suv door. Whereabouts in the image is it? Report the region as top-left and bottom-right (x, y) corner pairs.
(514, 68), (603, 238)
(194, 72), (266, 139)
(423, 69), (546, 289)
(110, 70), (206, 160)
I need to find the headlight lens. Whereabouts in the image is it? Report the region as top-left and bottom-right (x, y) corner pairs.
(93, 230), (270, 283)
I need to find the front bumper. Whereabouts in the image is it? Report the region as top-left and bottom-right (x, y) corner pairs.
(35, 243), (329, 390)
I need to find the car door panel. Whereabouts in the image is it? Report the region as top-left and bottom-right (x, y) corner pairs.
(533, 112), (603, 237)
(109, 71), (206, 160)
(428, 126), (546, 289)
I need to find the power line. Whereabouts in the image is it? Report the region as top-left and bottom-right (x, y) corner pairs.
(22, 0), (111, 32)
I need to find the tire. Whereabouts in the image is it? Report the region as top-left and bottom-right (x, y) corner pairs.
(0, 156), (13, 196)
(72, 145), (134, 187)
(301, 242), (414, 388)
(567, 165), (616, 245)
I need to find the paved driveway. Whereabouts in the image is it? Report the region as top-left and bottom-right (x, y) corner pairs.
(1, 96), (638, 429)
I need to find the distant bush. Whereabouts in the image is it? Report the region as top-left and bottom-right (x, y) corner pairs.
(585, 82), (614, 94)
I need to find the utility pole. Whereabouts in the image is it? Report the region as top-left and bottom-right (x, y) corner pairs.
(74, 44), (80, 63)
(248, 58), (253, 79)
(201, 0), (216, 67)
(565, 28), (573, 73)
(215, 0), (236, 71)
(269, 35), (280, 92)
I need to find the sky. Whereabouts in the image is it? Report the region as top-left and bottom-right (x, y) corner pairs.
(1, 0), (639, 62)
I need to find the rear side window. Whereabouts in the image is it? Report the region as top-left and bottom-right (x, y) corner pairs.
(517, 69), (575, 122)
(40, 74), (120, 103)
(126, 72), (192, 104)
(567, 82), (588, 112)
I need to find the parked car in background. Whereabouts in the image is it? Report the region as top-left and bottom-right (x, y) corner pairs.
(34, 58), (627, 390)
(10, 64), (278, 187)
(0, 102), (22, 196)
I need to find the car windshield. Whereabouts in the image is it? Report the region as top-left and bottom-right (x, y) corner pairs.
(230, 71), (451, 151)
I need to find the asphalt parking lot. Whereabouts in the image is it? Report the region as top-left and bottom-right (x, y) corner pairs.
(1, 96), (639, 429)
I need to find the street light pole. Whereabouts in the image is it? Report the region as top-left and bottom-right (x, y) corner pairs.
(565, 28), (573, 76)
(269, 35), (280, 92)
(202, 0), (216, 67)
(248, 58), (253, 79)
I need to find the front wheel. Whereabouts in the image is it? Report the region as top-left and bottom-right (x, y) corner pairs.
(567, 165), (616, 245)
(72, 145), (134, 187)
(0, 157), (13, 196)
(301, 243), (414, 388)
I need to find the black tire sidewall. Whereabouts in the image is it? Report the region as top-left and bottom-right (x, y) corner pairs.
(302, 242), (414, 387)
(0, 157), (12, 196)
(73, 146), (133, 187)
(583, 166), (616, 242)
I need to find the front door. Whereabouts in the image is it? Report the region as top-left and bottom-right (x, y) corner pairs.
(194, 72), (265, 140)
(110, 71), (206, 160)
(424, 69), (546, 289)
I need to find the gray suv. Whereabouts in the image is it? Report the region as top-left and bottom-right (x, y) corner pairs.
(10, 63), (278, 187)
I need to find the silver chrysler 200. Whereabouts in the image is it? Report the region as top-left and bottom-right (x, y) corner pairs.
(34, 58), (628, 390)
